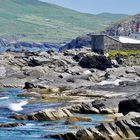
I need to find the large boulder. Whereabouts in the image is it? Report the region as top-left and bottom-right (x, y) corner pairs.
(79, 54), (112, 70)
(118, 99), (140, 115)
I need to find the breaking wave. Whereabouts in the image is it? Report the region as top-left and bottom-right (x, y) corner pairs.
(8, 100), (28, 112)
(0, 96), (9, 100)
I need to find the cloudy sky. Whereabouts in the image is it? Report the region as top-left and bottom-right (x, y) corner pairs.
(40, 0), (139, 15)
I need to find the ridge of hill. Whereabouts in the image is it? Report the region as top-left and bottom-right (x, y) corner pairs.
(0, 0), (128, 42)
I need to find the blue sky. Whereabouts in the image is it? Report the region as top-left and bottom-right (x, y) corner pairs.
(40, 0), (139, 15)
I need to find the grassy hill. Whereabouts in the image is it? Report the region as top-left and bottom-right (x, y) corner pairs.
(0, 0), (128, 43)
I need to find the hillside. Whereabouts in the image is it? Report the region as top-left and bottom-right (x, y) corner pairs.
(0, 0), (128, 43)
(105, 14), (140, 36)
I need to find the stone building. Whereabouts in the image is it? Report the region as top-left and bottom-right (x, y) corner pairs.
(91, 34), (140, 54)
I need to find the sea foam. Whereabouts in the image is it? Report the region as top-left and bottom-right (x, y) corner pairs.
(0, 96), (9, 100)
(8, 100), (28, 112)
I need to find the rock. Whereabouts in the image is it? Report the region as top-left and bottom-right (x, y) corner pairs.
(64, 116), (92, 125)
(69, 102), (100, 114)
(126, 67), (136, 74)
(11, 108), (73, 121)
(0, 65), (6, 78)
(24, 82), (36, 89)
(25, 70), (45, 78)
(58, 73), (71, 79)
(100, 108), (114, 114)
(119, 81), (137, 86)
(135, 66), (140, 76)
(17, 92), (41, 98)
(118, 99), (140, 115)
(45, 132), (77, 140)
(69, 101), (114, 115)
(0, 122), (25, 128)
(79, 54), (112, 70)
(28, 58), (43, 67)
(59, 34), (92, 52)
(126, 112), (140, 118)
(80, 102), (100, 114)
(46, 117), (140, 140)
(83, 70), (92, 75)
(76, 129), (94, 140)
(88, 127), (106, 140)
(105, 14), (140, 37)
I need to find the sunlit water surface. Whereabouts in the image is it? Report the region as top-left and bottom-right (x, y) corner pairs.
(0, 88), (111, 140)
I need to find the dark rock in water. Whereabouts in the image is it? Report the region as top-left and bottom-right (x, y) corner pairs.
(0, 122), (25, 128)
(118, 99), (140, 115)
(79, 54), (112, 70)
(24, 82), (36, 89)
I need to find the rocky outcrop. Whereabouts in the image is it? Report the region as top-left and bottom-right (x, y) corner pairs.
(59, 34), (92, 52)
(10, 108), (91, 123)
(46, 116), (140, 140)
(69, 101), (114, 114)
(0, 122), (25, 128)
(11, 108), (73, 121)
(79, 54), (112, 70)
(105, 14), (140, 36)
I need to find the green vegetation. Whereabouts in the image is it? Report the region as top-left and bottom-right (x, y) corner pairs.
(108, 50), (140, 58)
(0, 0), (128, 42)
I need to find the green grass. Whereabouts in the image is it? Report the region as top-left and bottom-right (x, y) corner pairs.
(0, 0), (128, 42)
(108, 50), (140, 58)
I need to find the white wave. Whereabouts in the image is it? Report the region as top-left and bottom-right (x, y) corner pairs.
(0, 96), (9, 100)
(97, 79), (122, 86)
(8, 100), (28, 112)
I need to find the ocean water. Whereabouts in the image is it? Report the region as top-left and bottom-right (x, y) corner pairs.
(0, 88), (111, 140)
(0, 46), (59, 53)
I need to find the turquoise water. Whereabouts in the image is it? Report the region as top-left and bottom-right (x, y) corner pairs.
(0, 88), (110, 140)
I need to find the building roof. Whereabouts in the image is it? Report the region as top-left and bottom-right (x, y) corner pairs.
(119, 36), (140, 44)
(91, 34), (140, 45)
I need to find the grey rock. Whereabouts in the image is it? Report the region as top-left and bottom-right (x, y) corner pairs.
(0, 66), (6, 78)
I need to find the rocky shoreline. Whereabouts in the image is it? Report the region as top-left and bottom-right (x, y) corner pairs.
(0, 48), (140, 139)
